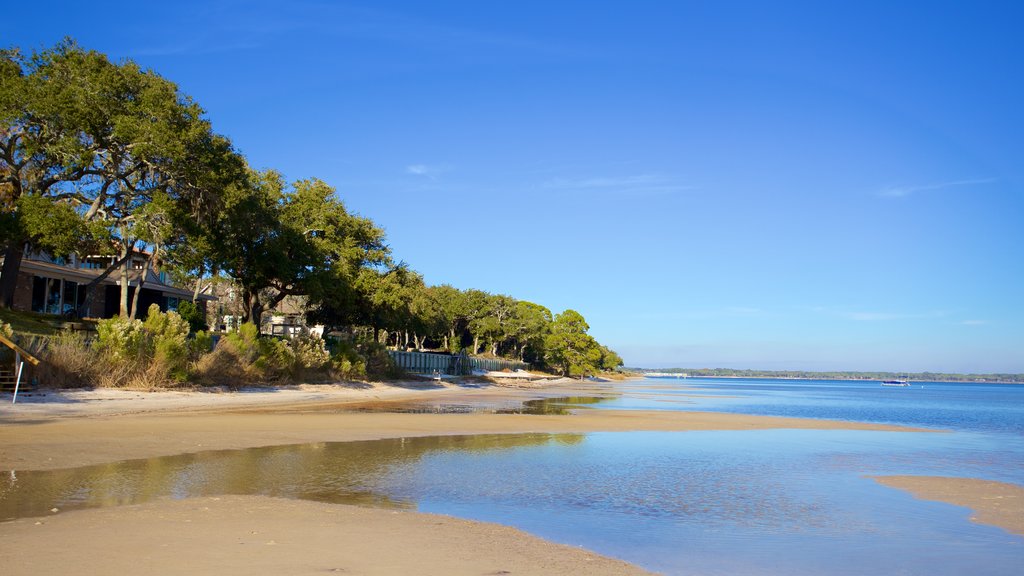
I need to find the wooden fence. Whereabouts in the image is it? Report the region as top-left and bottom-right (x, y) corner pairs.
(388, 350), (528, 375)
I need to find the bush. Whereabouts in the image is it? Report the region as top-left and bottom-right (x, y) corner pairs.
(91, 304), (192, 387)
(35, 330), (98, 388)
(190, 330), (214, 358)
(192, 323), (335, 386)
(143, 304), (190, 381)
(176, 300), (208, 332)
(94, 316), (146, 365)
(360, 342), (405, 381)
(328, 339), (367, 380)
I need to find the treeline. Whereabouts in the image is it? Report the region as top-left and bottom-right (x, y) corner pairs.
(0, 40), (621, 378)
(634, 367), (1024, 384)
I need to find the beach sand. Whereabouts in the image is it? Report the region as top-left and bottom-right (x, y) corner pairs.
(872, 475), (1024, 536)
(0, 380), (1016, 575)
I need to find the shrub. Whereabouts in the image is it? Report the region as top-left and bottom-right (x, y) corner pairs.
(329, 339), (367, 380)
(291, 334), (331, 371)
(193, 336), (251, 387)
(254, 336), (294, 381)
(94, 315), (147, 365)
(143, 304), (191, 382)
(90, 305), (193, 387)
(190, 330), (214, 358)
(223, 322), (260, 364)
(176, 300), (208, 332)
(35, 330), (98, 388)
(360, 342), (405, 381)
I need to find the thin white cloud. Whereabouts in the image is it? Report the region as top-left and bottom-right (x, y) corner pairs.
(806, 306), (950, 322)
(876, 178), (996, 198)
(542, 174), (693, 196)
(405, 164), (450, 179)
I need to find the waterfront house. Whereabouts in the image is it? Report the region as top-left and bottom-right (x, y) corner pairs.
(0, 247), (212, 319)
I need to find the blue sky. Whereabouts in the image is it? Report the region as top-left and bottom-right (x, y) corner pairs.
(8, 1), (1023, 372)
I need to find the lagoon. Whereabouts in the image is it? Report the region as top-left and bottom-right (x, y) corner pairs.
(3, 378), (1022, 575)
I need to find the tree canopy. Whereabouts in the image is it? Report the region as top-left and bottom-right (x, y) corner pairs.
(0, 39), (623, 374)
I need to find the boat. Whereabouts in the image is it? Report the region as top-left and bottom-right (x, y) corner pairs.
(880, 377), (910, 387)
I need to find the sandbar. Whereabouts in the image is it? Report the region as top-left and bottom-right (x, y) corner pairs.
(872, 475), (1024, 536)
(0, 494), (652, 576)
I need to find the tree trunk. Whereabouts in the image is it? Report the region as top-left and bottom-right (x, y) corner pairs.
(242, 288), (263, 327)
(0, 242), (27, 309)
(79, 250), (134, 318)
(119, 244), (131, 318)
(191, 264), (205, 302)
(129, 245), (157, 320)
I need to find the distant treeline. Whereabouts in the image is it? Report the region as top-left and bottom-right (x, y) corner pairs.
(628, 367), (1024, 384)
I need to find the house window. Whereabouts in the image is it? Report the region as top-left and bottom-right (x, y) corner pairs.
(62, 280), (82, 316)
(165, 296), (180, 312)
(45, 278), (62, 315)
(31, 276), (46, 312)
(30, 276), (84, 317)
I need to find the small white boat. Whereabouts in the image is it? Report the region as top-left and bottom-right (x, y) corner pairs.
(881, 378), (910, 387)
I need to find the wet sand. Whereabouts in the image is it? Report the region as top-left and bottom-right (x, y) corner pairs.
(0, 381), (986, 575)
(0, 386), (925, 472)
(872, 475), (1024, 536)
(0, 495), (652, 576)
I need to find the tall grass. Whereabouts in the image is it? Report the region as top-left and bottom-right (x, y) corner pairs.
(14, 308), (394, 390)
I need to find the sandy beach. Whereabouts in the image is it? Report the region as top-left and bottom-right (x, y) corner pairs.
(1, 380), (1019, 574)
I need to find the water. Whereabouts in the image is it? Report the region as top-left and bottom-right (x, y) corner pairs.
(2, 378), (1023, 575)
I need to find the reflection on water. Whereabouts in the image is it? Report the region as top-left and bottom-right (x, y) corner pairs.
(329, 395), (612, 415)
(0, 434), (581, 520)
(3, 428), (1022, 575)
(4, 378), (1023, 575)
(499, 396), (611, 414)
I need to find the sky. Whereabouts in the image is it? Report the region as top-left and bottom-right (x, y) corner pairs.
(6, 1), (1023, 373)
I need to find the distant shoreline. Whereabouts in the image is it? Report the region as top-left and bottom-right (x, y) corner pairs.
(638, 373), (1024, 385)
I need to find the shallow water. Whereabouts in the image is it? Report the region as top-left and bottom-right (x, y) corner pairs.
(2, 378), (1022, 575)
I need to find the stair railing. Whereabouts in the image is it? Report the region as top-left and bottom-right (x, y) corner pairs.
(0, 332), (40, 404)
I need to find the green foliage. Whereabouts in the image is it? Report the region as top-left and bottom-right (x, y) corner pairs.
(4, 40), (625, 383)
(190, 330), (213, 357)
(360, 342), (405, 381)
(15, 194), (94, 257)
(93, 304), (191, 383)
(177, 300), (208, 332)
(328, 339), (367, 380)
(142, 304), (191, 381)
(290, 334), (331, 371)
(544, 309), (606, 377)
(223, 322), (261, 364)
(94, 316), (147, 364)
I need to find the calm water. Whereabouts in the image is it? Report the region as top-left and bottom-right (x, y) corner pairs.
(2, 378), (1022, 575)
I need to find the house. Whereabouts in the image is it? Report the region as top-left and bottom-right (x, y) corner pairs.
(0, 246), (213, 319)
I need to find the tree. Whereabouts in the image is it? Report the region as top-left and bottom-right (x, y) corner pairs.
(429, 284), (474, 352)
(223, 172), (390, 326)
(1, 41), (100, 307)
(507, 300), (552, 362)
(544, 309), (604, 377)
(1, 40), (228, 317)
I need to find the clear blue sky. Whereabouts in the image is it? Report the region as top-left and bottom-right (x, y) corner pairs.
(8, 1), (1023, 373)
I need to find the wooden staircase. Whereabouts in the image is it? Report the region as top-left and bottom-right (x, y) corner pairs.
(0, 364), (16, 392)
(0, 332), (41, 401)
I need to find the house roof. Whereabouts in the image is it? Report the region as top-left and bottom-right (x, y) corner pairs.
(15, 259), (216, 301)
